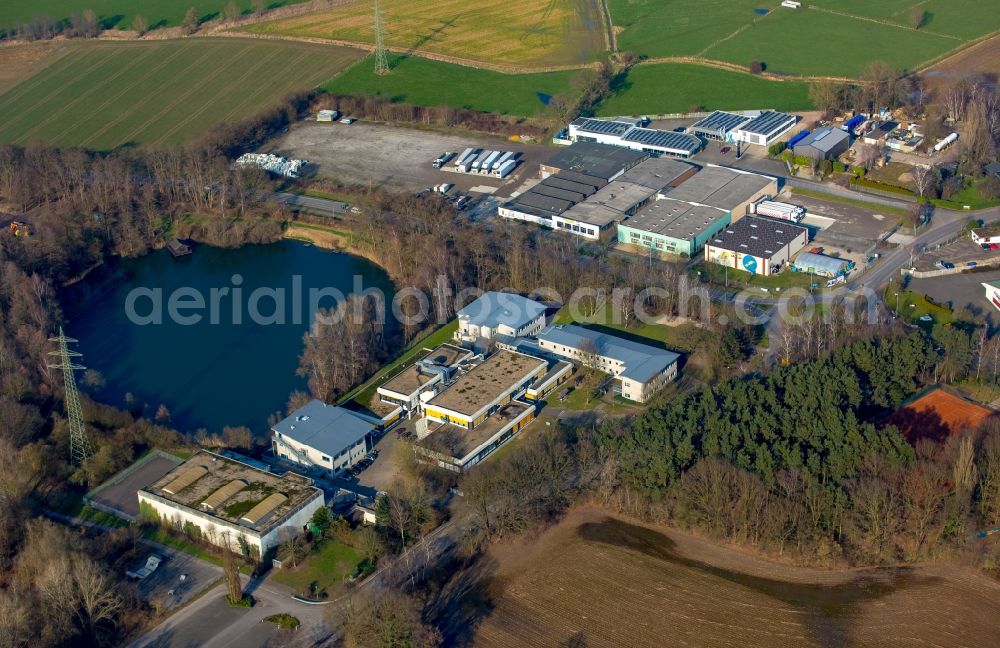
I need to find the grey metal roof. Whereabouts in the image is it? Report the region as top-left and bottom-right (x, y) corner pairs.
(543, 142), (647, 181)
(543, 176), (602, 194)
(621, 198), (728, 241)
(531, 184), (589, 203)
(618, 157), (696, 190)
(708, 216), (807, 259)
(736, 110), (796, 136)
(506, 191), (574, 215)
(457, 292), (547, 331)
(272, 400), (372, 457)
(689, 111), (753, 135)
(538, 324), (679, 383)
(664, 165), (775, 211)
(796, 127), (849, 153)
(621, 127), (701, 154)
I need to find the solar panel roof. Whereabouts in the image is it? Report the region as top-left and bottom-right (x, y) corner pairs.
(690, 111), (753, 134)
(622, 128), (701, 153)
(737, 111), (796, 135)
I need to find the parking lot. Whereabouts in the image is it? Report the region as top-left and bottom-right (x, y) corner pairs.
(908, 268), (1000, 314)
(915, 237), (1000, 271)
(272, 121), (552, 196)
(132, 546), (222, 612)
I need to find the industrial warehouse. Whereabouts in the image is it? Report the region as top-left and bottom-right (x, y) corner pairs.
(137, 451), (325, 558)
(617, 165), (777, 256)
(566, 117), (702, 158)
(501, 143), (777, 247)
(704, 216), (809, 276)
(688, 110), (797, 146)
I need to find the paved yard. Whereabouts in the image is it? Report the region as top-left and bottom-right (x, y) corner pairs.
(271, 121), (552, 196)
(89, 453), (183, 519)
(908, 268), (1000, 315)
(133, 545), (222, 613)
(787, 191), (898, 244)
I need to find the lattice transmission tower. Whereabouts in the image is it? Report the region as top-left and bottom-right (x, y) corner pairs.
(374, 0), (389, 76)
(48, 327), (94, 465)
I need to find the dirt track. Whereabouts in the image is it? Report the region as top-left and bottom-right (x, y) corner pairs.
(470, 507), (1000, 648)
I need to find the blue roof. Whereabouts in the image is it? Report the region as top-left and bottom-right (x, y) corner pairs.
(272, 400), (372, 456)
(458, 292), (546, 331)
(537, 324), (679, 383)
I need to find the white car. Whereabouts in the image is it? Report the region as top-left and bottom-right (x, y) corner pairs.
(340, 117), (355, 124)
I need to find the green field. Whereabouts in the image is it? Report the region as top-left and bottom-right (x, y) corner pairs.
(0, 38), (362, 150)
(322, 54), (577, 116)
(270, 539), (362, 596)
(0, 1), (309, 32)
(609, 0), (773, 58)
(702, 8), (959, 78)
(810, 0), (1000, 40)
(609, 0), (999, 78)
(599, 62), (812, 115)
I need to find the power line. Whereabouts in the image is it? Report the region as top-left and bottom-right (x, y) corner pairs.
(374, 0), (389, 76)
(48, 327), (94, 465)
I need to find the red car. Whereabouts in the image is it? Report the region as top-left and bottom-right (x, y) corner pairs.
(990, 243), (999, 251)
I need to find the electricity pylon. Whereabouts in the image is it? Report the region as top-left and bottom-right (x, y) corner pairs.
(49, 327), (94, 465)
(374, 0), (389, 75)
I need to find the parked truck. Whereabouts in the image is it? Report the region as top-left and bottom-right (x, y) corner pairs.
(480, 151), (501, 174)
(455, 147), (476, 167)
(495, 159), (517, 179)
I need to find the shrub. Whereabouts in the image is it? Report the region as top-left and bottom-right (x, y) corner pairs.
(749, 61), (764, 75)
(265, 613), (300, 630)
(768, 142), (787, 157)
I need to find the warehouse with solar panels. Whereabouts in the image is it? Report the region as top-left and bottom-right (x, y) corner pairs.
(567, 117), (702, 158)
(729, 110), (798, 146)
(138, 451), (324, 557)
(688, 111), (754, 141)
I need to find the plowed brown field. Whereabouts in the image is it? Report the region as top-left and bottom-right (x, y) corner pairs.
(471, 508), (1000, 648)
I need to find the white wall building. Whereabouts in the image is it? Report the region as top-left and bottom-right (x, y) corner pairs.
(138, 451), (324, 558)
(456, 292), (547, 343)
(704, 216), (808, 276)
(536, 324), (680, 403)
(271, 400), (374, 474)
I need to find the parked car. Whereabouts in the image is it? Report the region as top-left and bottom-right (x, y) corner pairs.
(981, 243), (990, 250)
(943, 262), (955, 269)
(720, 146), (731, 154)
(990, 243), (999, 251)
(340, 117), (355, 124)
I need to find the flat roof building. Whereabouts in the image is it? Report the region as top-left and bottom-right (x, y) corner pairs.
(414, 349), (569, 472)
(704, 215), (808, 276)
(538, 141), (646, 182)
(730, 111), (798, 146)
(536, 324), (679, 403)
(663, 165), (777, 216)
(618, 198), (730, 257)
(138, 451), (324, 558)
(377, 344), (472, 414)
(500, 157), (696, 241)
(456, 291), (547, 344)
(794, 126), (850, 161)
(272, 400), (375, 475)
(567, 118), (701, 158)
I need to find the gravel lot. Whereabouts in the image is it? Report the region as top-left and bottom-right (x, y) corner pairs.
(271, 121), (553, 196)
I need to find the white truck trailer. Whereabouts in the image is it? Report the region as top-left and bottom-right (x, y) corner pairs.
(495, 159), (517, 179)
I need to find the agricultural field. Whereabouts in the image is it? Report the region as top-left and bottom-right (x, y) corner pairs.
(923, 32), (1000, 93)
(609, 0), (771, 58)
(322, 55), (576, 116)
(810, 0), (1000, 40)
(0, 41), (66, 94)
(247, 0), (606, 67)
(599, 62), (812, 115)
(608, 0), (999, 78)
(0, 0), (309, 32)
(0, 38), (363, 150)
(471, 507), (1000, 648)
